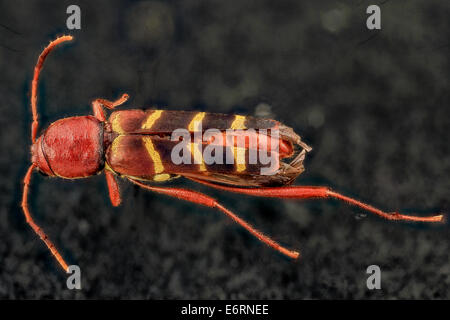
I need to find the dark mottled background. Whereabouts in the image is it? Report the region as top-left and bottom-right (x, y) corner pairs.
(0, 0), (448, 299)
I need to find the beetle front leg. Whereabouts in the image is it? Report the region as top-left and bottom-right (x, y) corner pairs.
(92, 93), (129, 121)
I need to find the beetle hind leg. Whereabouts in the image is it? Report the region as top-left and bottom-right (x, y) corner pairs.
(105, 170), (121, 206)
(188, 178), (444, 223)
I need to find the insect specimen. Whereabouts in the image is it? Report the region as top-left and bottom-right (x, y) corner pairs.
(22, 36), (443, 271)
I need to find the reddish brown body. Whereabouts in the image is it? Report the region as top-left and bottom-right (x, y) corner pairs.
(32, 110), (306, 184)
(21, 36), (443, 273)
(33, 116), (104, 178)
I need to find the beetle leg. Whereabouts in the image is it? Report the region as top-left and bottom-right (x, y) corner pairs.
(188, 178), (444, 223)
(127, 177), (300, 259)
(21, 164), (70, 272)
(92, 93), (129, 121)
(105, 170), (121, 206)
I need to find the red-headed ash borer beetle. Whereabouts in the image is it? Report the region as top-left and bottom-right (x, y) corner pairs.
(21, 36), (444, 272)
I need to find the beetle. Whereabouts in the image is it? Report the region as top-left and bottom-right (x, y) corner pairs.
(22, 36), (444, 272)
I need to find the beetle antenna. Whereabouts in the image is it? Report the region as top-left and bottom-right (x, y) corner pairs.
(21, 164), (69, 271)
(31, 35), (73, 143)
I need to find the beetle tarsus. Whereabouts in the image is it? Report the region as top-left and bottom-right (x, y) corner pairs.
(105, 170), (122, 206)
(327, 190), (444, 223)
